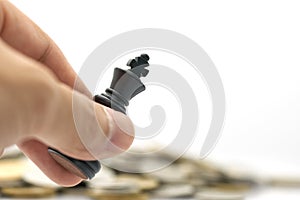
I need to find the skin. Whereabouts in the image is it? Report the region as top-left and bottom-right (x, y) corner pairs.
(0, 1), (134, 187)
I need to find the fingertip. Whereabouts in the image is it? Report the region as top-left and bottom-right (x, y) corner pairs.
(103, 107), (135, 139)
(100, 107), (135, 155)
(82, 105), (135, 159)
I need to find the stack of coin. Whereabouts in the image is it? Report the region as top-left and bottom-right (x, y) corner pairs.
(0, 147), (299, 199)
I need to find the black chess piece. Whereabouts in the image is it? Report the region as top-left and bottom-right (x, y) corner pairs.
(48, 54), (150, 180)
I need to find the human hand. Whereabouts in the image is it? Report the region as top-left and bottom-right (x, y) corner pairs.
(0, 1), (134, 186)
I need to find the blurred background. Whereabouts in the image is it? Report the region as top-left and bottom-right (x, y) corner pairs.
(3, 0), (300, 199)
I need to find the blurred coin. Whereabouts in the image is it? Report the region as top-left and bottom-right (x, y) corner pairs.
(88, 179), (140, 194)
(61, 182), (87, 196)
(55, 195), (92, 200)
(0, 180), (24, 188)
(102, 150), (173, 173)
(195, 189), (245, 200)
(221, 166), (256, 180)
(87, 192), (148, 200)
(220, 165), (260, 188)
(0, 158), (26, 182)
(149, 165), (188, 183)
(194, 160), (225, 174)
(207, 183), (252, 193)
(87, 166), (116, 188)
(177, 160), (201, 174)
(23, 159), (60, 188)
(188, 178), (207, 187)
(188, 170), (225, 184)
(87, 180), (144, 200)
(176, 159), (224, 186)
(180, 159), (226, 184)
(0, 145), (23, 159)
(152, 184), (195, 198)
(221, 176), (258, 190)
(117, 174), (159, 191)
(63, 187), (87, 196)
(266, 176), (300, 187)
(1, 187), (56, 198)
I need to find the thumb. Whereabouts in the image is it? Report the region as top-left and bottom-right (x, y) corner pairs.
(36, 84), (135, 160)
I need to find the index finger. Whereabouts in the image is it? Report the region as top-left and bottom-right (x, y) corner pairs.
(0, 1), (90, 96)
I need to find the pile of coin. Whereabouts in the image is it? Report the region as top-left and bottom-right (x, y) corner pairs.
(0, 147), (300, 199)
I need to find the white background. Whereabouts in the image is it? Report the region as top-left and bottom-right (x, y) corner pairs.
(9, 0), (300, 183)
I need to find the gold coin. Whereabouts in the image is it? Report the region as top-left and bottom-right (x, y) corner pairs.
(208, 183), (252, 192)
(0, 159), (26, 182)
(0, 180), (24, 188)
(117, 175), (159, 191)
(88, 192), (148, 200)
(1, 187), (56, 198)
(267, 177), (300, 187)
